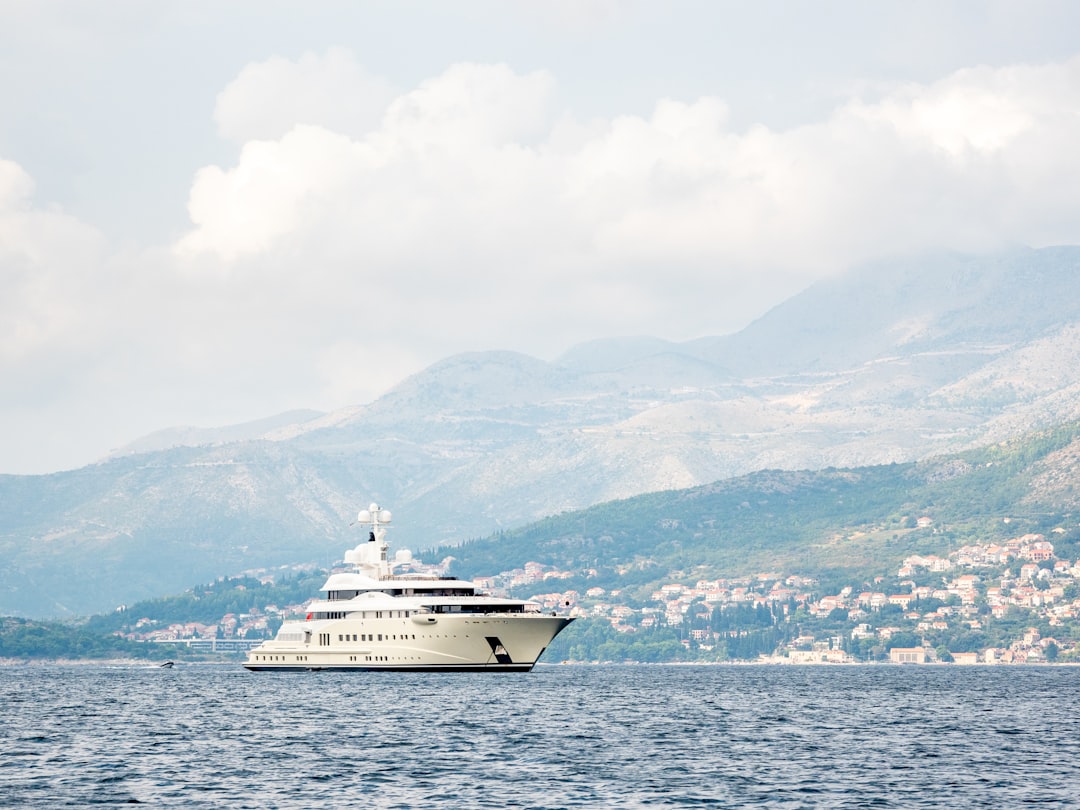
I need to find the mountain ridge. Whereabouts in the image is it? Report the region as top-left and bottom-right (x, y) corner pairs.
(5, 245), (1080, 617)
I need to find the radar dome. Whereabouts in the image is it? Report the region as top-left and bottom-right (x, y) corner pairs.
(395, 549), (413, 564)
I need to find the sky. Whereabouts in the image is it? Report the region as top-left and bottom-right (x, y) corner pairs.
(2, 0), (1080, 474)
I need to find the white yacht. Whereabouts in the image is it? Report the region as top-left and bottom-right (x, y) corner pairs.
(245, 504), (573, 672)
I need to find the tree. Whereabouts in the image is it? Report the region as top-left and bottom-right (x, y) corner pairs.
(885, 631), (921, 651)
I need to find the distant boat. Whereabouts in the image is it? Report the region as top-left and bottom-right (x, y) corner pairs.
(159, 661), (175, 668)
(245, 504), (574, 672)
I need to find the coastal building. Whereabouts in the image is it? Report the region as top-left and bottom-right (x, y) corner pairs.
(889, 647), (927, 664)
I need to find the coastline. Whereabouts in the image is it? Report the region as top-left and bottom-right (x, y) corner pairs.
(4, 657), (1077, 667)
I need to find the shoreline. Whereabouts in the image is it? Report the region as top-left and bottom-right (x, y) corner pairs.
(3, 657), (1077, 668)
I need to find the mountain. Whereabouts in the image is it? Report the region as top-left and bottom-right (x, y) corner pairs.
(4, 246), (1080, 618)
(105, 410), (325, 458)
(691, 247), (1080, 375)
(439, 420), (1080, 594)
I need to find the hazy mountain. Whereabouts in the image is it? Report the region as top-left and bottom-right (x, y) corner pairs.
(438, 420), (1080, 593)
(693, 246), (1080, 375)
(106, 410), (326, 457)
(4, 246), (1080, 617)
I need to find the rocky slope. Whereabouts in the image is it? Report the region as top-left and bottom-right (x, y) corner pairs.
(4, 246), (1080, 617)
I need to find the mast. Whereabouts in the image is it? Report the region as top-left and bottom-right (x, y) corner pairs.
(343, 503), (393, 577)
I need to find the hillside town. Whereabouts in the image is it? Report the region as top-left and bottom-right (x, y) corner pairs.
(119, 522), (1080, 664)
(497, 529), (1080, 664)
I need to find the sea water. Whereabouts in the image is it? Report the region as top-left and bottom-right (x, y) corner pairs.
(2, 663), (1078, 808)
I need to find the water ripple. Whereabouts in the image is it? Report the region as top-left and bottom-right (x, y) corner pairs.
(2, 664), (1080, 807)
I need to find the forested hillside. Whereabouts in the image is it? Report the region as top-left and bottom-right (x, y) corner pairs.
(4, 421), (1080, 662)
(440, 421), (1080, 595)
(7, 248), (1080, 619)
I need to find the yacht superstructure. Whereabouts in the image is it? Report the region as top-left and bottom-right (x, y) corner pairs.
(244, 504), (573, 672)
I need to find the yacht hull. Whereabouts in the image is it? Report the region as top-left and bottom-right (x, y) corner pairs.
(245, 502), (575, 673)
(244, 663), (538, 672)
(244, 614), (572, 673)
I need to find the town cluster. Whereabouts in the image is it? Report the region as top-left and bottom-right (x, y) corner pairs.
(484, 530), (1080, 664)
(122, 528), (1079, 663)
(124, 609), (274, 651)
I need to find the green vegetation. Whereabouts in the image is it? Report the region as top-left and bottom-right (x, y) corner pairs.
(0, 570), (326, 661)
(5, 421), (1080, 662)
(545, 619), (692, 663)
(0, 617), (175, 661)
(439, 422), (1080, 595)
(83, 570), (326, 635)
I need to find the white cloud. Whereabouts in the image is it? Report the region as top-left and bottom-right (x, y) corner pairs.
(0, 159), (109, 367)
(180, 62), (558, 265)
(179, 54), (1080, 279)
(0, 159), (35, 209)
(214, 47), (396, 143)
(381, 62), (556, 149)
(0, 158), (156, 472)
(162, 54), (1080, 438)
(176, 126), (368, 262)
(5, 44), (1080, 473)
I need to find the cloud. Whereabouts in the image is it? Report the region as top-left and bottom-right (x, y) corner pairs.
(176, 126), (362, 262)
(382, 62), (556, 149)
(0, 159), (35, 209)
(0, 158), (157, 472)
(179, 54), (1080, 279)
(830, 58), (1080, 250)
(162, 53), (1080, 436)
(6, 49), (1080, 473)
(213, 46), (396, 143)
(0, 159), (109, 369)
